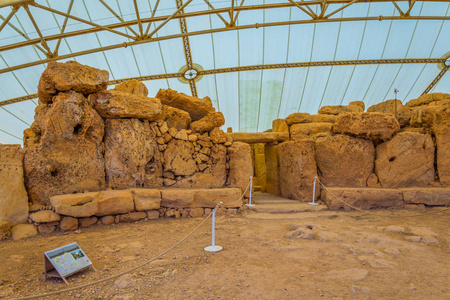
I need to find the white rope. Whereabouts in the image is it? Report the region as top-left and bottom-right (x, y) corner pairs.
(221, 178), (252, 207)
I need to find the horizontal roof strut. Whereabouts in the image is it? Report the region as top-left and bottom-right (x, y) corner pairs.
(1, 57), (445, 107)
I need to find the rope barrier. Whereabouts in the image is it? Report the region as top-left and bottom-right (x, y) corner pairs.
(221, 178), (252, 207)
(318, 179), (450, 218)
(11, 202), (223, 300)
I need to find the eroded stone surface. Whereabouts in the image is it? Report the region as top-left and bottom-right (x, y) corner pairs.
(278, 139), (319, 201)
(265, 145), (280, 196)
(375, 132), (435, 188)
(24, 91), (105, 205)
(105, 119), (162, 189)
(156, 88), (215, 121)
(333, 112), (400, 141)
(38, 61), (109, 103)
(190, 112), (225, 133)
(90, 90), (161, 120)
(113, 79), (148, 96)
(227, 142), (253, 197)
(29, 210), (61, 223)
(322, 188), (404, 210)
(315, 134), (374, 187)
(161, 190), (195, 208)
(290, 123), (332, 140)
(164, 139), (197, 176)
(156, 105), (191, 130)
(132, 188), (161, 211)
(402, 188), (450, 206)
(11, 224), (38, 240)
(193, 188), (242, 208)
(285, 113), (311, 125)
(0, 145), (28, 225)
(318, 105), (363, 115)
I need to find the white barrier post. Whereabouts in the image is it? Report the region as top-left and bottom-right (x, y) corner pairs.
(245, 176), (255, 207)
(308, 176), (319, 206)
(204, 202), (223, 252)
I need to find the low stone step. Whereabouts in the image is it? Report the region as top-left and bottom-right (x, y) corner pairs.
(247, 192), (328, 214)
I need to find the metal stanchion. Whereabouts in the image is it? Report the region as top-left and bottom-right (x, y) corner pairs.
(308, 176), (319, 206)
(245, 176), (255, 207)
(204, 202), (223, 252)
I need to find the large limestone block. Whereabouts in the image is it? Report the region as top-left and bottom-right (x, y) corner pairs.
(38, 61), (109, 104)
(193, 188), (243, 208)
(132, 189), (161, 211)
(375, 132), (435, 188)
(318, 105), (363, 115)
(285, 113), (311, 125)
(176, 144), (227, 188)
(315, 135), (374, 187)
(0, 145), (28, 225)
(310, 114), (337, 123)
(51, 192), (99, 218)
(11, 224), (38, 240)
(290, 123), (332, 140)
(164, 139), (197, 176)
(272, 119), (289, 132)
(265, 145), (280, 196)
(190, 112), (225, 133)
(332, 112), (400, 141)
(278, 139), (319, 202)
(24, 91), (105, 205)
(156, 88), (215, 121)
(431, 103), (450, 185)
(349, 101), (365, 111)
(95, 190), (135, 216)
(227, 142), (253, 197)
(29, 210), (61, 223)
(105, 119), (162, 189)
(321, 188), (404, 210)
(229, 132), (289, 144)
(405, 92), (450, 107)
(156, 105), (192, 130)
(161, 190), (195, 208)
(402, 188), (450, 206)
(367, 99), (411, 127)
(113, 79), (148, 96)
(90, 90), (161, 120)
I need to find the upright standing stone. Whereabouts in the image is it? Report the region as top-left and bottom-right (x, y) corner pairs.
(24, 91), (105, 205)
(315, 135), (374, 187)
(265, 144), (280, 196)
(0, 145), (28, 225)
(105, 118), (162, 189)
(227, 142), (253, 197)
(278, 139), (319, 202)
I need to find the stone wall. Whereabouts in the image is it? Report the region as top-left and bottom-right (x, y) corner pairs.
(266, 93), (450, 203)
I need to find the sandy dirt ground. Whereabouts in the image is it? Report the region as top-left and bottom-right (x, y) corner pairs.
(0, 195), (449, 300)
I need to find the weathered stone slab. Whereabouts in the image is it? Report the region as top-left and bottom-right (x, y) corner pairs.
(113, 79), (148, 96)
(405, 92), (450, 107)
(227, 142), (253, 197)
(321, 188), (404, 210)
(24, 91), (105, 205)
(164, 139), (197, 176)
(38, 61), (109, 103)
(229, 132), (289, 144)
(132, 189), (161, 211)
(349, 101), (365, 111)
(190, 112), (225, 133)
(90, 90), (162, 120)
(265, 145), (280, 196)
(285, 113), (311, 125)
(29, 210), (61, 223)
(0, 221), (11, 240)
(310, 114), (337, 123)
(193, 188), (243, 208)
(11, 224), (38, 240)
(402, 188), (450, 206)
(156, 88), (215, 121)
(118, 212), (147, 223)
(0, 144), (28, 225)
(278, 139), (319, 202)
(315, 134), (374, 187)
(105, 118), (162, 189)
(318, 105), (363, 115)
(96, 190), (135, 216)
(210, 128), (227, 144)
(156, 105), (192, 130)
(367, 99), (411, 127)
(161, 190), (195, 208)
(375, 132), (435, 188)
(60, 216), (78, 231)
(332, 112), (400, 141)
(290, 123), (332, 140)
(79, 217), (98, 228)
(432, 104), (450, 185)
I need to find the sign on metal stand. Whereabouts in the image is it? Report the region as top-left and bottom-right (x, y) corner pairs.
(44, 242), (95, 285)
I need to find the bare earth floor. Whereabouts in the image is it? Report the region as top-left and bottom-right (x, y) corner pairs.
(0, 193), (449, 300)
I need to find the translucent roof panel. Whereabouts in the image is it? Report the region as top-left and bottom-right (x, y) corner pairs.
(1, 0), (450, 145)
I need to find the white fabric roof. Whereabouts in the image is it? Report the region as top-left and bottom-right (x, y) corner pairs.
(1, 0), (449, 144)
